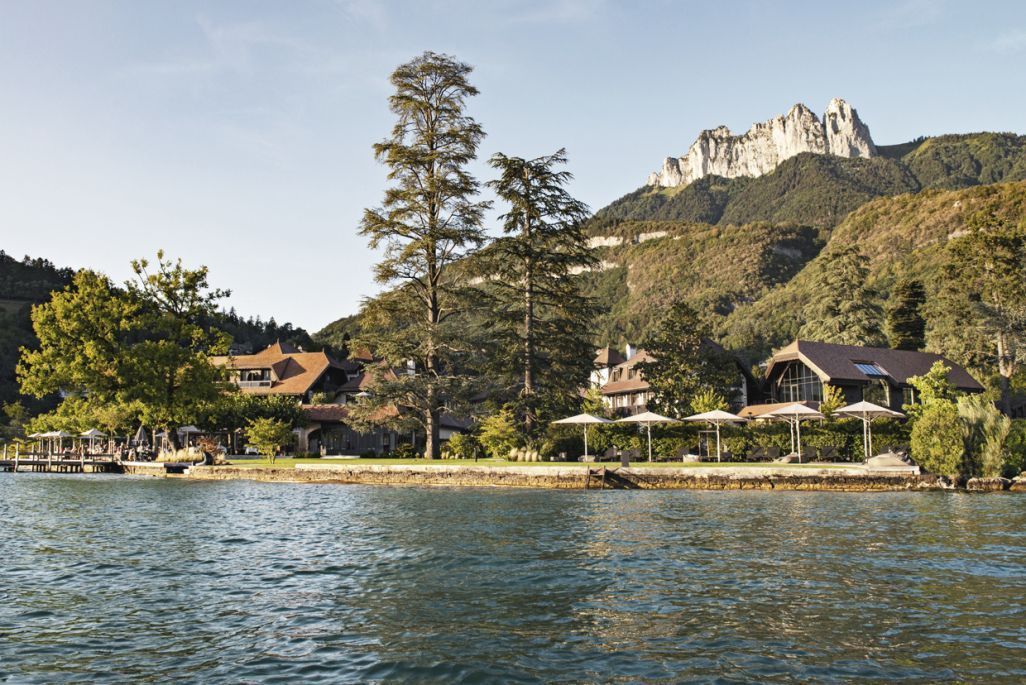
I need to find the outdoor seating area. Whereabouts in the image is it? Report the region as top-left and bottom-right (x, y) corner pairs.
(549, 399), (914, 466)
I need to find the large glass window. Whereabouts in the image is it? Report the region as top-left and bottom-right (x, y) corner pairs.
(777, 362), (823, 403)
(863, 379), (891, 406)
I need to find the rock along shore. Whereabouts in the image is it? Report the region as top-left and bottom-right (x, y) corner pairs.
(118, 462), (974, 492)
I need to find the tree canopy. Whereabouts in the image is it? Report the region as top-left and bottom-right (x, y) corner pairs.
(354, 51), (490, 458)
(639, 302), (739, 416)
(18, 252), (231, 446)
(480, 148), (598, 437)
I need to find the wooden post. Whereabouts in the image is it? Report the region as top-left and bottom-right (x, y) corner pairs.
(14, 443), (19, 472)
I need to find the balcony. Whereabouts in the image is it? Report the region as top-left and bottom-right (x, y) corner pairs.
(237, 380), (273, 388)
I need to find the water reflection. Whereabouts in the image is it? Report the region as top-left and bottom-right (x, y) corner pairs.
(2, 476), (1026, 682)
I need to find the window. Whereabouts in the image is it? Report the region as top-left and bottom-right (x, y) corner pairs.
(863, 379), (891, 406)
(902, 386), (915, 407)
(628, 368), (636, 379)
(238, 368), (272, 387)
(776, 362), (823, 403)
(854, 361), (888, 378)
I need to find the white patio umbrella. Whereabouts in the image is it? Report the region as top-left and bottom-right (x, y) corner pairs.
(551, 413), (612, 459)
(764, 403), (824, 463)
(615, 411), (680, 462)
(835, 401), (904, 460)
(683, 409), (748, 462)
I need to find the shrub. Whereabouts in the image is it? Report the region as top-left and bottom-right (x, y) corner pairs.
(443, 432), (480, 460)
(392, 443), (419, 459)
(650, 436), (689, 461)
(910, 401), (963, 477)
(539, 433), (583, 461)
(360, 449), (377, 459)
(1005, 420), (1026, 477)
(243, 417), (293, 464)
(819, 384), (846, 419)
(479, 408), (520, 459)
(958, 395), (1013, 478)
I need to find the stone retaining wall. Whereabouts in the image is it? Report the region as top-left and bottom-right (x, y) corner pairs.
(122, 462), (942, 491)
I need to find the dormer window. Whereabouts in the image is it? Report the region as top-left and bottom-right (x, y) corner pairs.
(238, 369), (272, 388)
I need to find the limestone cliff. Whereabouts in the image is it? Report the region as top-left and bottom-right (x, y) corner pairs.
(647, 98), (876, 188)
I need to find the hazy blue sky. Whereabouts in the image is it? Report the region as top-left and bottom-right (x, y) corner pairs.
(1, 0), (1024, 331)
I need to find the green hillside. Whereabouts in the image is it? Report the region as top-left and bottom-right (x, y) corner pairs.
(717, 181), (1026, 360)
(592, 133), (1026, 231)
(580, 221), (824, 347)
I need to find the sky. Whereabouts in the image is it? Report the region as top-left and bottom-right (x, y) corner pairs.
(1, 0), (1024, 332)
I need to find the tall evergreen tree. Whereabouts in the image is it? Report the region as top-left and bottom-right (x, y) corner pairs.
(639, 301), (738, 417)
(944, 212), (1026, 414)
(482, 149), (598, 437)
(885, 277), (926, 350)
(354, 52), (489, 459)
(798, 246), (885, 346)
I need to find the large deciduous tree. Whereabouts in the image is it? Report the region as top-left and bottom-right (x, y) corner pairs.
(355, 52), (489, 459)
(18, 269), (139, 403)
(18, 252), (230, 448)
(483, 148), (598, 437)
(126, 252), (231, 447)
(639, 301), (739, 417)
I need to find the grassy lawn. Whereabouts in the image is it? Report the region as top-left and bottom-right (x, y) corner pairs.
(226, 457), (858, 470)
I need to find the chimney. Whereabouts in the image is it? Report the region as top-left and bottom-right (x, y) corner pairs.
(626, 343), (636, 360)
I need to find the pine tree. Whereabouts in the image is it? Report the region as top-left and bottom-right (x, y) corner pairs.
(482, 149), (598, 437)
(798, 246), (885, 346)
(354, 52), (489, 459)
(885, 277), (926, 350)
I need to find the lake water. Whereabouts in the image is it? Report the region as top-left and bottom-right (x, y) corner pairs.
(2, 475), (1026, 683)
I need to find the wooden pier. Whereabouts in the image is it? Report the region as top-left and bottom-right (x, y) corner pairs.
(0, 451), (123, 474)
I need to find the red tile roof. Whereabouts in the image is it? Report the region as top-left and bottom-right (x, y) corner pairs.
(211, 343), (347, 397)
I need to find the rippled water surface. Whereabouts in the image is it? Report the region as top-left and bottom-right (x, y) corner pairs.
(3, 475), (1026, 683)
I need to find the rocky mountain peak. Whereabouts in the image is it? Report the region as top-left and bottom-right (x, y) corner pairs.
(647, 99), (876, 188)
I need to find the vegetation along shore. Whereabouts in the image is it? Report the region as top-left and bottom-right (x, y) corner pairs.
(3, 52), (1026, 490)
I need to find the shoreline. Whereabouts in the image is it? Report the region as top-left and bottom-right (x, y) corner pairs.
(111, 461), (1023, 492)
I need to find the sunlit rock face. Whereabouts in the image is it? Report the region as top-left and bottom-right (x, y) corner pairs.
(647, 98), (876, 188)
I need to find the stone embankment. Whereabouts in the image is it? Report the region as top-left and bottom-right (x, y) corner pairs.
(121, 462), (959, 491)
